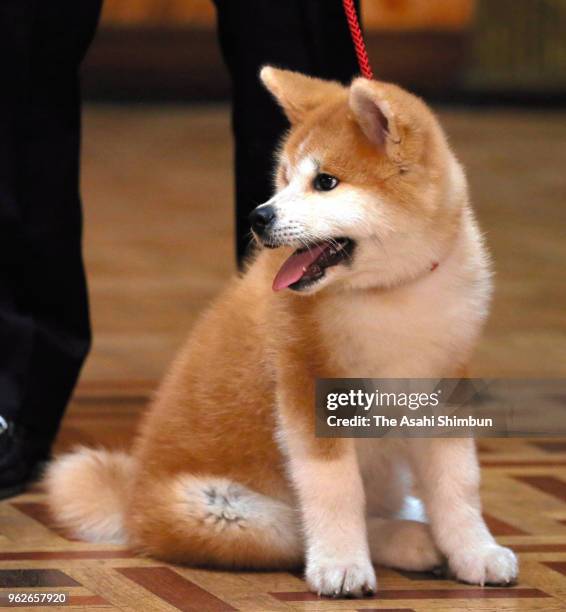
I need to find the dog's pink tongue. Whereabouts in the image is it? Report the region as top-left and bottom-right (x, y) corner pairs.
(272, 244), (326, 292)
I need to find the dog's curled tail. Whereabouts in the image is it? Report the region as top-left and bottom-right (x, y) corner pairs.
(44, 447), (133, 544)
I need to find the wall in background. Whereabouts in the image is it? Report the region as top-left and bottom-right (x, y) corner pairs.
(101, 0), (214, 27)
(83, 0), (565, 102)
(84, 0), (476, 101)
(99, 0), (475, 30)
(467, 0), (566, 93)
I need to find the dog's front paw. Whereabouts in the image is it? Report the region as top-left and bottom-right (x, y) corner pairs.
(306, 558), (377, 598)
(449, 544), (518, 586)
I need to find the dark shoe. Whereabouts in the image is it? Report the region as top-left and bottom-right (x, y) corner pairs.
(0, 416), (51, 500)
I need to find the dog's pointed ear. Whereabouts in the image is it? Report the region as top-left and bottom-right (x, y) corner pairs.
(349, 78), (403, 154)
(260, 66), (344, 124)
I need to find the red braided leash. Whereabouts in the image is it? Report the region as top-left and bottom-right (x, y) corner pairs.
(342, 0), (374, 79)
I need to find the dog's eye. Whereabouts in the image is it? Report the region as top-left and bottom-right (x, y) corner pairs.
(313, 173), (339, 192)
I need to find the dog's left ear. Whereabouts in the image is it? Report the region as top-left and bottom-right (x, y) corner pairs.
(349, 78), (403, 156)
(260, 66), (344, 124)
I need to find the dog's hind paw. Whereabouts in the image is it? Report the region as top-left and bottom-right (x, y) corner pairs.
(369, 519), (443, 572)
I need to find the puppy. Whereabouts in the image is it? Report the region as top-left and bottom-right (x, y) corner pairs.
(46, 67), (518, 597)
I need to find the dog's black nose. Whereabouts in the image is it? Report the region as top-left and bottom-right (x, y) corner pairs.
(249, 205), (276, 234)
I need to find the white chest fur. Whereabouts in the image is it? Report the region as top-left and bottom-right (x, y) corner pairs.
(317, 225), (491, 379)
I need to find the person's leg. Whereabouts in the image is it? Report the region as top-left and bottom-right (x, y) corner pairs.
(0, 0), (101, 497)
(214, 0), (360, 266)
(0, 2), (36, 442)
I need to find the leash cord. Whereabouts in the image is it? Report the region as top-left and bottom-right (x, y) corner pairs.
(342, 0), (374, 79)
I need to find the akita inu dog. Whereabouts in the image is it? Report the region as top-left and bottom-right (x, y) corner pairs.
(46, 67), (518, 597)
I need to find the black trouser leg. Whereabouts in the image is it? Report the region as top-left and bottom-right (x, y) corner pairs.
(213, 0), (360, 266)
(0, 1), (101, 450)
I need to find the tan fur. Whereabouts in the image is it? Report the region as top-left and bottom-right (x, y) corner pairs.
(45, 447), (133, 544)
(46, 68), (517, 596)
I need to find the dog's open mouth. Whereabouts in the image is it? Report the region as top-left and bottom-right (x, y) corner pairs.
(272, 238), (355, 292)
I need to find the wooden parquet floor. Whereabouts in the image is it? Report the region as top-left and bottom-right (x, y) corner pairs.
(1, 105), (565, 610)
(7, 407), (566, 611)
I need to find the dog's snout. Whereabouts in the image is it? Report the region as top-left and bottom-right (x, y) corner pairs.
(249, 205), (276, 234)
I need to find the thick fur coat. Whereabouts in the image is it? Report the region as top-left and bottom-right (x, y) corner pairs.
(46, 68), (517, 597)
